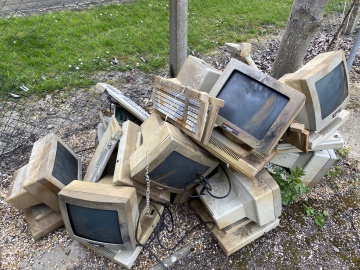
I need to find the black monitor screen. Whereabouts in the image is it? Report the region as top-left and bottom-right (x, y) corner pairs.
(148, 151), (209, 189)
(217, 70), (289, 140)
(67, 204), (123, 244)
(315, 62), (348, 119)
(52, 142), (78, 185)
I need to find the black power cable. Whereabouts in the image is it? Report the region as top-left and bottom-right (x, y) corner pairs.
(135, 201), (215, 270)
(184, 165), (232, 199)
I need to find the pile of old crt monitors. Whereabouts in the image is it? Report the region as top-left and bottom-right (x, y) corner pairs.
(6, 133), (82, 239)
(5, 49), (350, 266)
(147, 51), (350, 255)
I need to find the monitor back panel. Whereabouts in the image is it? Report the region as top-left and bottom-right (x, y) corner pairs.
(6, 164), (42, 210)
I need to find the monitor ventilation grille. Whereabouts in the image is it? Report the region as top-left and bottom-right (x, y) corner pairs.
(96, 246), (116, 258)
(139, 216), (153, 239)
(209, 137), (241, 160)
(253, 151), (266, 160)
(318, 117), (342, 136)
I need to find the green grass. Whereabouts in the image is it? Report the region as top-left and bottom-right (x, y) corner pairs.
(0, 0), (344, 95)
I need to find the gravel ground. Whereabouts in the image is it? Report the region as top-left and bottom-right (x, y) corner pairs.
(1, 26), (360, 269)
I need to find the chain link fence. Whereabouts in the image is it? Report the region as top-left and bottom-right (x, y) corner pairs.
(0, 0), (357, 174)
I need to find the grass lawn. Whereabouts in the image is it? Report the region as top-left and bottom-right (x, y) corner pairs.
(0, 0), (345, 95)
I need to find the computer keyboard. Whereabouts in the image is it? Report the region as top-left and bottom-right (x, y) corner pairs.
(152, 76), (209, 141)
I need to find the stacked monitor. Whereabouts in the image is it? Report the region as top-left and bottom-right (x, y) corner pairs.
(182, 57), (306, 178)
(142, 55), (304, 256)
(59, 180), (139, 251)
(129, 113), (220, 193)
(6, 49), (350, 264)
(208, 58), (306, 156)
(6, 133), (82, 239)
(273, 50), (350, 188)
(281, 50), (350, 149)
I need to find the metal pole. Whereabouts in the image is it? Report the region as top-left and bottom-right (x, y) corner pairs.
(347, 30), (360, 71)
(169, 0), (188, 78)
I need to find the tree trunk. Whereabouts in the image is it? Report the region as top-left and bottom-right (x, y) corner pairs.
(345, 0), (360, 35)
(270, 0), (329, 79)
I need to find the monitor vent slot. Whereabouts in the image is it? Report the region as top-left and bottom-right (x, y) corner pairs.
(209, 137), (241, 160)
(253, 151), (266, 160)
(139, 216), (154, 240)
(318, 117), (342, 136)
(96, 246), (116, 258)
(154, 89), (199, 135)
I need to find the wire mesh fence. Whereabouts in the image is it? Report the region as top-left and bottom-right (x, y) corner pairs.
(0, 0), (358, 175)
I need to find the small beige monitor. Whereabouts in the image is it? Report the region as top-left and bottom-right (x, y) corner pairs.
(283, 50), (350, 132)
(58, 180), (139, 250)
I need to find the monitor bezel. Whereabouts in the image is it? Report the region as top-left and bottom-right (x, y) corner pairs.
(209, 58), (305, 155)
(285, 50), (350, 131)
(59, 181), (138, 250)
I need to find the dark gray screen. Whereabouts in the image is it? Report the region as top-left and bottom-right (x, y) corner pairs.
(67, 204), (123, 244)
(148, 151), (209, 189)
(52, 142), (78, 185)
(315, 62), (348, 119)
(217, 70), (289, 140)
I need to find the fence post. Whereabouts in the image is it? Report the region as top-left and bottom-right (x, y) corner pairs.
(169, 0), (188, 78)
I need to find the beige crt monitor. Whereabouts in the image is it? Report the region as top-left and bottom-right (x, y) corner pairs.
(23, 133), (82, 212)
(197, 165), (281, 230)
(170, 55), (221, 93)
(59, 180), (139, 251)
(129, 113), (219, 193)
(281, 50), (350, 149)
(6, 164), (42, 210)
(209, 58), (305, 156)
(271, 148), (337, 188)
(191, 199), (279, 256)
(112, 120), (171, 203)
(83, 198), (164, 269)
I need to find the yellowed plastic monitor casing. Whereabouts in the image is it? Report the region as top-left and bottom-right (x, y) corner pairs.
(197, 165), (281, 230)
(22, 133), (82, 212)
(209, 58), (305, 155)
(58, 180), (139, 250)
(283, 50), (350, 132)
(130, 116), (219, 193)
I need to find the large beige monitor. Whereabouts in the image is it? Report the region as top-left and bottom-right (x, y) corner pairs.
(58, 180), (139, 251)
(197, 165), (281, 230)
(281, 50), (350, 149)
(129, 114), (219, 193)
(209, 58), (305, 156)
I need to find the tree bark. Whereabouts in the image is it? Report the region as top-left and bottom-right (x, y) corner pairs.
(270, 0), (329, 79)
(345, 0), (360, 35)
